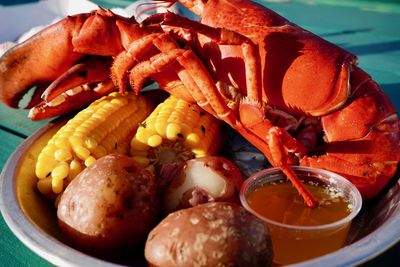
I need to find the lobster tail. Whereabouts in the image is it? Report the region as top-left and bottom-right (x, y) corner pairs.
(304, 66), (400, 199)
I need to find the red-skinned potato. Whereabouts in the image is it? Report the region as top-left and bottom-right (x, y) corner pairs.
(57, 154), (158, 257)
(161, 156), (243, 214)
(145, 202), (273, 267)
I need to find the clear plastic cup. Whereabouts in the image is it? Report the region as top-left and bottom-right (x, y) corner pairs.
(240, 166), (362, 265)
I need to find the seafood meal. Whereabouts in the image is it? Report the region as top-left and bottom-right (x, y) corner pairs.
(0, 0), (399, 266)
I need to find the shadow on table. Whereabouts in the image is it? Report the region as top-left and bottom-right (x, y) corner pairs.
(320, 28), (373, 37)
(344, 40), (400, 55)
(381, 83), (400, 111)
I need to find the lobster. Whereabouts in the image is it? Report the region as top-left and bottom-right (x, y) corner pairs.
(0, 1), (398, 206)
(140, 0), (400, 202)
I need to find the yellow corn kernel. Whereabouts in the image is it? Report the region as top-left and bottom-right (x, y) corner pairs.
(148, 135), (163, 147)
(92, 145), (107, 159)
(135, 128), (153, 144)
(37, 178), (52, 195)
(75, 125), (89, 135)
(155, 120), (169, 137)
(130, 150), (148, 157)
(55, 137), (70, 149)
(111, 96), (128, 106)
(84, 137), (98, 151)
(130, 137), (149, 152)
(84, 156), (96, 167)
(69, 135), (83, 147)
(42, 144), (57, 157)
(73, 145), (90, 160)
(131, 156), (150, 166)
(51, 162), (69, 180)
(69, 159), (83, 180)
(52, 178), (64, 194)
(54, 148), (72, 162)
(35, 92), (153, 199)
(186, 133), (200, 146)
(166, 123), (181, 141)
(35, 156), (58, 179)
(130, 95), (222, 169)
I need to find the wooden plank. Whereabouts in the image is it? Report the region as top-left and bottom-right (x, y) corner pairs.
(256, 1), (400, 111)
(0, 102), (50, 138)
(0, 215), (52, 267)
(0, 129), (24, 169)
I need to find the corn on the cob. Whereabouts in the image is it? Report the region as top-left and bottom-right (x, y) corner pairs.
(130, 95), (222, 169)
(36, 92), (153, 198)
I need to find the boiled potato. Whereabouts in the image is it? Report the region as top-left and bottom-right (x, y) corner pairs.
(145, 202), (273, 267)
(161, 156), (244, 214)
(57, 154), (159, 256)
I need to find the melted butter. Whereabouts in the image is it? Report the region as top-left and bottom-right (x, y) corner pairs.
(247, 181), (351, 226)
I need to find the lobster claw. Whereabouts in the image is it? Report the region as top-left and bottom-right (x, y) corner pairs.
(0, 14), (88, 108)
(41, 56), (112, 102)
(0, 8), (136, 116)
(27, 56), (115, 121)
(28, 79), (115, 121)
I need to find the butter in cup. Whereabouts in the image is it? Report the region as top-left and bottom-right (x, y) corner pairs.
(240, 166), (362, 265)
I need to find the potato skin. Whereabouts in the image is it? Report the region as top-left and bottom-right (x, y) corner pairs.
(145, 202), (273, 267)
(57, 154), (158, 256)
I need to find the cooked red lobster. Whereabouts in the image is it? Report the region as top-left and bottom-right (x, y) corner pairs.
(0, 0), (398, 206)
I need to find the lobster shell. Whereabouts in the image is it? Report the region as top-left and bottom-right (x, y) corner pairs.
(166, 0), (400, 199)
(198, 0), (355, 116)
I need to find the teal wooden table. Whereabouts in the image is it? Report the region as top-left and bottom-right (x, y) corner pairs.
(0, 0), (399, 266)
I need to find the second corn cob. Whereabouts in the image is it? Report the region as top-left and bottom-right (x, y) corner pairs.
(35, 92), (153, 199)
(130, 95), (222, 168)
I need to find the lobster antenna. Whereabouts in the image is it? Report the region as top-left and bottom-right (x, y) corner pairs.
(136, 1), (175, 21)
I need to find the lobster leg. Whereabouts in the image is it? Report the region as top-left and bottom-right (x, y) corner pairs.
(153, 33), (213, 108)
(267, 127), (319, 207)
(179, 52), (318, 207)
(145, 12), (263, 101)
(125, 41), (318, 206)
(112, 33), (163, 92)
(111, 28), (206, 106)
(239, 99), (318, 207)
(121, 36), (239, 128)
(156, 13), (318, 206)
(133, 12), (320, 206)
